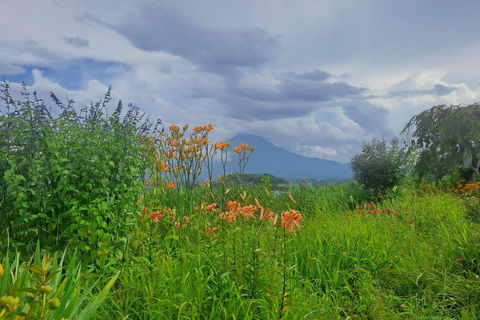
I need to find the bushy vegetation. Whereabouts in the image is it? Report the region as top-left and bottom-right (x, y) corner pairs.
(1, 85), (480, 319)
(350, 137), (405, 193)
(0, 81), (159, 260)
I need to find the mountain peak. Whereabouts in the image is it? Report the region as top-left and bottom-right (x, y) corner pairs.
(222, 134), (352, 181)
(229, 134), (271, 145)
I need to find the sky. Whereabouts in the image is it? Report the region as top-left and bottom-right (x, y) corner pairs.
(1, 0), (479, 163)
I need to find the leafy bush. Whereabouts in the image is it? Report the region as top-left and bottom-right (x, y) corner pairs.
(350, 137), (405, 192)
(0, 81), (159, 260)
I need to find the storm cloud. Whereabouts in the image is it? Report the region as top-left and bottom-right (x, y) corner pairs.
(111, 4), (280, 76)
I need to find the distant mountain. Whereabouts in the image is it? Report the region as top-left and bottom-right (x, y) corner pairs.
(212, 134), (352, 182)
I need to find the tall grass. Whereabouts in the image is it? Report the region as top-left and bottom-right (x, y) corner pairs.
(89, 182), (480, 319)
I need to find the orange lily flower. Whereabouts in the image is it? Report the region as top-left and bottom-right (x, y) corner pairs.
(149, 210), (165, 223)
(281, 210), (303, 232)
(169, 123), (180, 131)
(240, 205), (256, 221)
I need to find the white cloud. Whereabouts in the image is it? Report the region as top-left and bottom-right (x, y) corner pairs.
(0, 61), (25, 75)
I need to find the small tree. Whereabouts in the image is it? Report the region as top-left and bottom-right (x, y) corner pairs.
(402, 103), (480, 180)
(350, 137), (405, 192)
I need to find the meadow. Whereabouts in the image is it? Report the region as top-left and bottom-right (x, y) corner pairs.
(90, 181), (480, 319)
(1, 85), (480, 319)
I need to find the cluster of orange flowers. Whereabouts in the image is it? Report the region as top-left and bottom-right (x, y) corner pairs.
(214, 141), (231, 150)
(449, 180), (480, 197)
(207, 196), (303, 233)
(140, 206), (191, 230)
(218, 201), (258, 222)
(149, 210), (165, 223)
(193, 124), (215, 134)
(142, 121), (259, 191)
(233, 142), (256, 155)
(145, 122), (238, 189)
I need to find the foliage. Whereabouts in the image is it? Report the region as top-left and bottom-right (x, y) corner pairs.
(0, 81), (158, 259)
(0, 244), (118, 320)
(350, 137), (405, 192)
(402, 103), (480, 180)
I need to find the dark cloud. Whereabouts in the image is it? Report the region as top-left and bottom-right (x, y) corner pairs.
(281, 69), (331, 82)
(278, 80), (365, 102)
(19, 44), (61, 66)
(387, 84), (457, 98)
(62, 36), (90, 48)
(433, 84), (455, 96)
(24, 39), (39, 46)
(342, 101), (392, 136)
(218, 94), (315, 121)
(182, 67), (364, 122)
(178, 66), (367, 122)
(105, 4), (279, 76)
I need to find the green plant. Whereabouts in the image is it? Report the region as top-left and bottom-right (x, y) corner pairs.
(0, 244), (118, 320)
(350, 137), (405, 193)
(0, 81), (158, 261)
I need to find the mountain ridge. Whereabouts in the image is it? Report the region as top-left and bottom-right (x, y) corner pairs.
(216, 134), (352, 182)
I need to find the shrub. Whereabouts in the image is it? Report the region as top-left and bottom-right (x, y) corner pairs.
(0, 81), (159, 260)
(350, 137), (405, 193)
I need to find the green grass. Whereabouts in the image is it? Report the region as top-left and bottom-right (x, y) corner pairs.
(3, 181), (480, 319)
(84, 182), (480, 319)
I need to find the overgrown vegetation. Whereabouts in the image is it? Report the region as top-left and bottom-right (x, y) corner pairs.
(0, 81), (159, 261)
(1, 85), (480, 319)
(350, 137), (405, 193)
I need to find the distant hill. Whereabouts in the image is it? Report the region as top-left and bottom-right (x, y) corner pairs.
(212, 134), (352, 182)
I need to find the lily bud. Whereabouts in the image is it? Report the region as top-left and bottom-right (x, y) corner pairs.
(49, 297), (61, 310)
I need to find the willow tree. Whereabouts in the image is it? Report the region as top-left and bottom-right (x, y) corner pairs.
(401, 103), (480, 180)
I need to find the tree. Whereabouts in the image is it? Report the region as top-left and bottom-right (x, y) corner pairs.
(350, 137), (405, 192)
(401, 103), (480, 180)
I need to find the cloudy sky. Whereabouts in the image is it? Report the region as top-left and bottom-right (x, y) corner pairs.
(1, 0), (479, 163)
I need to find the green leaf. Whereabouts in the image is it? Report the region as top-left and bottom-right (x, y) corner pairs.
(22, 265), (47, 277)
(76, 271), (120, 320)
